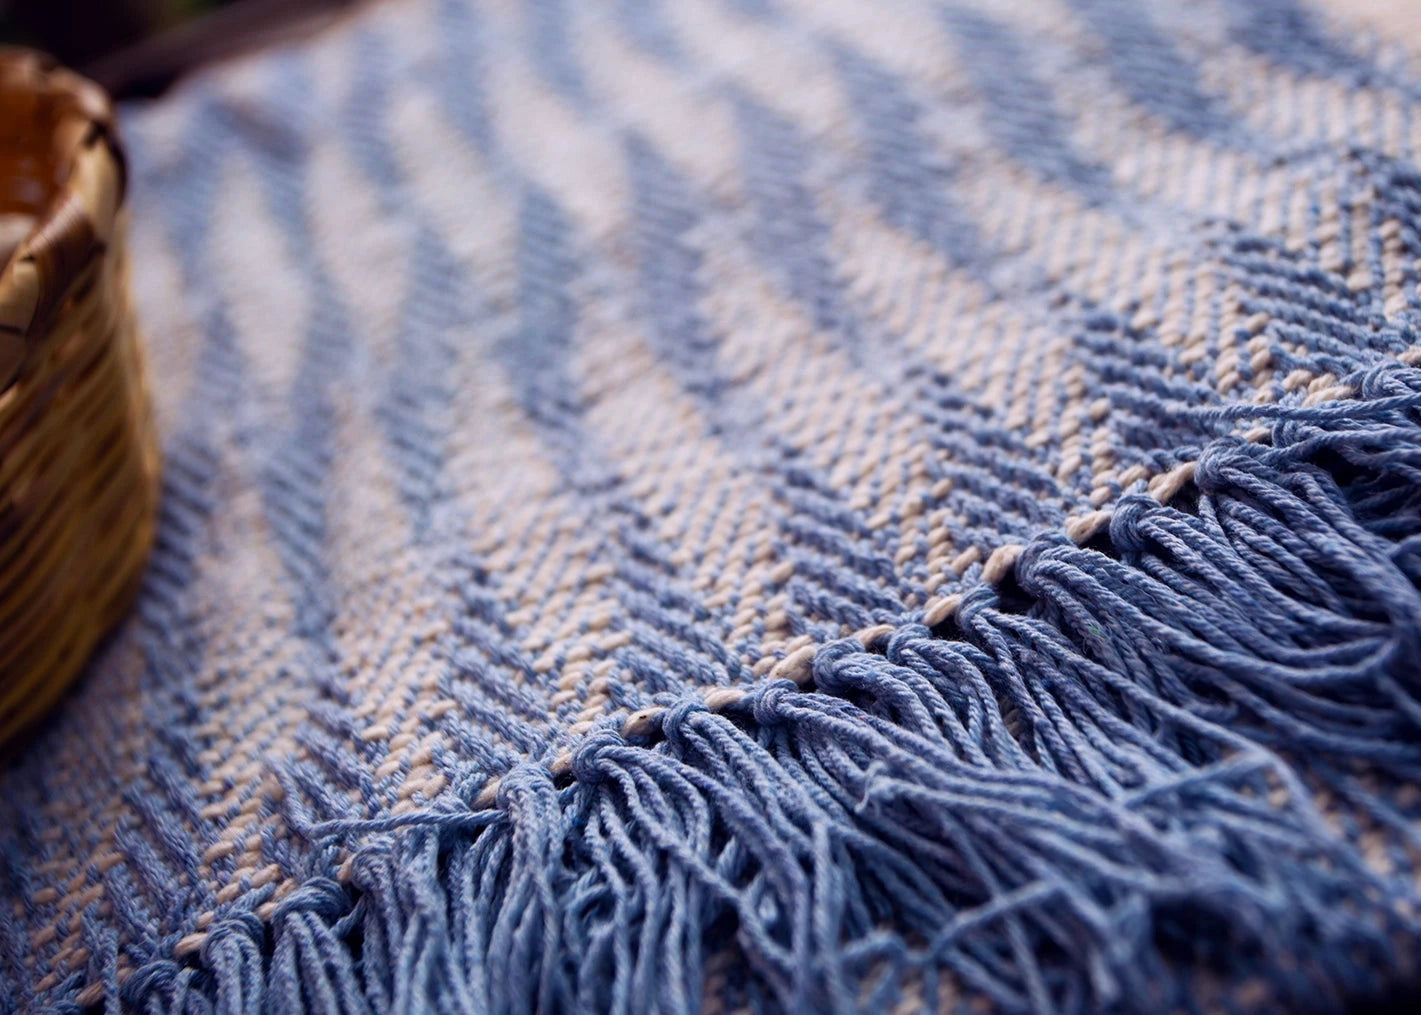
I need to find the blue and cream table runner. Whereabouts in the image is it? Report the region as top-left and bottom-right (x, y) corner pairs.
(6, 0), (1421, 1011)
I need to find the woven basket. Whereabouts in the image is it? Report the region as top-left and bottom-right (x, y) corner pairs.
(0, 49), (159, 748)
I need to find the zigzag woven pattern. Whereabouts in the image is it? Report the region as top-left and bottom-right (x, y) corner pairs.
(6, 0), (1421, 1010)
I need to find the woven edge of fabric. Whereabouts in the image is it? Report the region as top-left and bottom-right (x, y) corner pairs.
(69, 360), (1421, 1014)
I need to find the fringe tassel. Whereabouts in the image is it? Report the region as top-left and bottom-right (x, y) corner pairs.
(123, 364), (1421, 1014)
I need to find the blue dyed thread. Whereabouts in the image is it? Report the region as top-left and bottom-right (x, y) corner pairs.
(5, 0), (1421, 1012)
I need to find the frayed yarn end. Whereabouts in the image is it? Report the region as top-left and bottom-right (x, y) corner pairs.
(110, 365), (1421, 1015)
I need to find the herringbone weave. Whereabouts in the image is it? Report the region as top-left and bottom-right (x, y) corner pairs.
(6, 0), (1421, 1011)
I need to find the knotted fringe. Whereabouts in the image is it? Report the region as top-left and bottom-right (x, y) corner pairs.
(123, 364), (1421, 1015)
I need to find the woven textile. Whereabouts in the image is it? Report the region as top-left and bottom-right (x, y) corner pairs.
(7, 0), (1421, 1010)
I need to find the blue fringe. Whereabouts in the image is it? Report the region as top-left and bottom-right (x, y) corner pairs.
(118, 364), (1421, 1013)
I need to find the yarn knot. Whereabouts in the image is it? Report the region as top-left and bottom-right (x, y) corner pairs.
(750, 681), (796, 726)
(811, 637), (865, 694)
(121, 960), (184, 1005)
(1357, 361), (1421, 400)
(1192, 438), (1245, 494)
(1107, 494), (1157, 555)
(885, 623), (932, 664)
(953, 583), (999, 632)
(272, 876), (348, 923)
(496, 761), (558, 809)
(199, 912), (265, 966)
(659, 698), (710, 747)
(570, 726), (624, 784)
(1013, 536), (1064, 596)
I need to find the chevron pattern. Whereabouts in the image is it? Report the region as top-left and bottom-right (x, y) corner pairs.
(5, 0), (1421, 1012)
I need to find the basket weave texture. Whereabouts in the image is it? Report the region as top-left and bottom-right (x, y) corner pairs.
(0, 48), (158, 747)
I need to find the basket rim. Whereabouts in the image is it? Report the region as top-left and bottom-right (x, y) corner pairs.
(0, 47), (126, 394)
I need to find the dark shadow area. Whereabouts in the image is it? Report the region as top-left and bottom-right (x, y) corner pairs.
(0, 0), (356, 98)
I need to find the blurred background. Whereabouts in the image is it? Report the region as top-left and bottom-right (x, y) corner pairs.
(0, 0), (355, 97)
